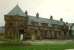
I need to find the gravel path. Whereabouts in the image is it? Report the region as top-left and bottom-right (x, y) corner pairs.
(23, 40), (73, 45)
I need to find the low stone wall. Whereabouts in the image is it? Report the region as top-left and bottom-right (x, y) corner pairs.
(23, 40), (73, 45)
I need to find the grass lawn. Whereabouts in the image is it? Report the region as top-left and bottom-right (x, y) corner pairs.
(0, 41), (74, 50)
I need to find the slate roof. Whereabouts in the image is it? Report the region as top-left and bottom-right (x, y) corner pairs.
(70, 23), (74, 30)
(7, 5), (25, 16)
(6, 5), (65, 27)
(28, 16), (65, 27)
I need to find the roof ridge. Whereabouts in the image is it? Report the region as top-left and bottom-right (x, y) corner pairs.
(6, 5), (25, 16)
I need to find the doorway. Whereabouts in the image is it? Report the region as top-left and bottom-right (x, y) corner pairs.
(19, 29), (24, 40)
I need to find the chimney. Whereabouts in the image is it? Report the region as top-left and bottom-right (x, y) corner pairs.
(60, 18), (63, 22)
(25, 10), (28, 16)
(36, 12), (39, 18)
(50, 16), (53, 20)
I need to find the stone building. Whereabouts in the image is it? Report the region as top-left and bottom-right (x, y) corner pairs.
(4, 5), (70, 40)
(0, 26), (5, 40)
(69, 23), (74, 39)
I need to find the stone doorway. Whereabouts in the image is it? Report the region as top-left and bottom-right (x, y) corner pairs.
(19, 29), (24, 40)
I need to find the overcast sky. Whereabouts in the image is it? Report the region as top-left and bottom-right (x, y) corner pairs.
(0, 0), (74, 26)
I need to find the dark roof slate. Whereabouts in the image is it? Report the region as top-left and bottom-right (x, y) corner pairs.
(28, 16), (65, 27)
(7, 5), (25, 16)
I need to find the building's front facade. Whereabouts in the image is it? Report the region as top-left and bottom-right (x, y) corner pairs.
(69, 23), (74, 39)
(0, 26), (5, 40)
(4, 5), (70, 40)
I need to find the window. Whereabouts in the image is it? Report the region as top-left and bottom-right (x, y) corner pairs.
(31, 22), (39, 26)
(41, 23), (48, 26)
(8, 22), (13, 26)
